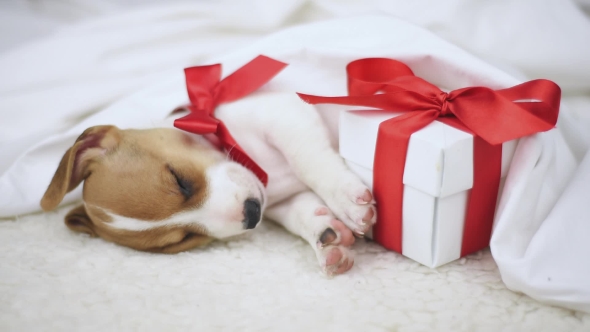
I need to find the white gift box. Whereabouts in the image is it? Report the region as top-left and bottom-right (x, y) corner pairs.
(340, 110), (518, 268)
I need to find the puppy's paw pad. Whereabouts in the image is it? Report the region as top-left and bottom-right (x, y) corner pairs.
(319, 228), (337, 245)
(317, 219), (355, 248)
(330, 219), (355, 246)
(314, 206), (330, 216)
(321, 246), (354, 276)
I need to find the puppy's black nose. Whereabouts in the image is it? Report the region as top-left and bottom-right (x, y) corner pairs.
(243, 198), (262, 229)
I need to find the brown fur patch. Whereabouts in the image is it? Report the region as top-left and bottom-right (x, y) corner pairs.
(82, 129), (213, 221)
(45, 127), (223, 253)
(68, 204), (213, 253)
(41, 125), (121, 211)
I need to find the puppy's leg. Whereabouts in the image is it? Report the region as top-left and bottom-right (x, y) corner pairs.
(220, 93), (374, 234)
(265, 100), (376, 235)
(265, 191), (356, 276)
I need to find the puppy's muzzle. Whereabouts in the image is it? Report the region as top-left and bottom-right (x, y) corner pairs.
(243, 198), (262, 229)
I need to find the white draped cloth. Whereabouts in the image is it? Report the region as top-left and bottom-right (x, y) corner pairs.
(1, 0), (589, 312)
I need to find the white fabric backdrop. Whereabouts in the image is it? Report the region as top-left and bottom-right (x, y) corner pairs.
(1, 0), (589, 312)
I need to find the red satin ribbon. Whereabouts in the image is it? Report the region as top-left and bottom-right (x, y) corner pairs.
(298, 58), (560, 255)
(174, 55), (287, 186)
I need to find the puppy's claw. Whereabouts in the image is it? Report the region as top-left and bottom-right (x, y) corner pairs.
(355, 198), (368, 204)
(354, 189), (373, 204)
(314, 206), (329, 216)
(362, 207), (375, 224)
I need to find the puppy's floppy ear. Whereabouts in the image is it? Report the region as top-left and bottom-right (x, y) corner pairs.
(64, 205), (96, 237)
(40, 125), (121, 211)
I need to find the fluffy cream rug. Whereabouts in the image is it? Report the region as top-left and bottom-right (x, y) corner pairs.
(1, 204), (589, 331)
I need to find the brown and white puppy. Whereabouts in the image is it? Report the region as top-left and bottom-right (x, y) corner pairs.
(41, 92), (376, 275)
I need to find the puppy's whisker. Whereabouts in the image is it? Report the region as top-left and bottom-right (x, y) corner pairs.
(225, 144), (238, 160)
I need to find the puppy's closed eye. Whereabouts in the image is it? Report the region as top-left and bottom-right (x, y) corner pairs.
(167, 165), (194, 200)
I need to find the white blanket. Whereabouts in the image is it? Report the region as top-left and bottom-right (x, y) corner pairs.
(1, 0), (589, 314)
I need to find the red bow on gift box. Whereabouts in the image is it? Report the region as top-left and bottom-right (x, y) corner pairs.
(174, 55), (287, 186)
(298, 58), (560, 256)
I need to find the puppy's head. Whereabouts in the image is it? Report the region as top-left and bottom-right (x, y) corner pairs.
(41, 125), (265, 253)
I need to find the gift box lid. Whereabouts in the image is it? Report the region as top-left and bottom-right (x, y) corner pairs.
(339, 110), (516, 198)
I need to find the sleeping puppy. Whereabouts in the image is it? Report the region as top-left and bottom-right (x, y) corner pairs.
(40, 92), (376, 276)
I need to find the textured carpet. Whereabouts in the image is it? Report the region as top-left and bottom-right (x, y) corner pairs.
(1, 204), (589, 331)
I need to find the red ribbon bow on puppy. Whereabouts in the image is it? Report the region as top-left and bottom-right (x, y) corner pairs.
(174, 55), (287, 186)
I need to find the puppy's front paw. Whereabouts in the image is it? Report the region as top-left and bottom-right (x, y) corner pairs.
(315, 219), (354, 277)
(311, 211), (355, 276)
(323, 176), (377, 236)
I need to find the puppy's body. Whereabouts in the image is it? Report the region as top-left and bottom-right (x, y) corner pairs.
(42, 92), (376, 275)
